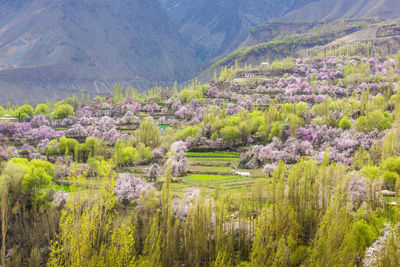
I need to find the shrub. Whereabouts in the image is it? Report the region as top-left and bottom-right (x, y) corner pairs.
(35, 104), (50, 115)
(339, 116), (352, 130)
(220, 126), (240, 144)
(15, 104), (34, 119)
(352, 219), (377, 253)
(268, 122), (282, 140)
(121, 147), (139, 166)
(175, 126), (199, 141)
(382, 171), (399, 190)
(360, 166), (380, 180)
(178, 89), (203, 104)
(380, 157), (400, 175)
(52, 104), (75, 119)
(137, 117), (160, 148)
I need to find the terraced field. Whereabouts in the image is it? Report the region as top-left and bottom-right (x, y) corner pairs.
(170, 152), (265, 195)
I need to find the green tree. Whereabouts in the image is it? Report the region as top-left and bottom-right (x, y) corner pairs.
(52, 104), (75, 119)
(137, 118), (160, 148)
(15, 104), (34, 119)
(35, 104), (50, 116)
(220, 126), (240, 145)
(84, 137), (100, 157)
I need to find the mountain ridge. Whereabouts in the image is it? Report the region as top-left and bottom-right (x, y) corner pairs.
(0, 0), (199, 104)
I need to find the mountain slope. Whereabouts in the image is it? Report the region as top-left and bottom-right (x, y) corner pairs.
(158, 0), (315, 62)
(280, 0), (400, 22)
(0, 0), (199, 104)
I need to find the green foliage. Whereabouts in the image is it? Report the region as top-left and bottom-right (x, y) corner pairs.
(380, 157), (400, 175)
(281, 103), (295, 115)
(355, 110), (392, 133)
(287, 114), (303, 137)
(35, 103), (50, 115)
(58, 137), (79, 155)
(15, 104), (34, 119)
(0, 161), (25, 203)
(268, 121), (283, 140)
(295, 102), (308, 117)
(220, 126), (240, 144)
(121, 147), (139, 166)
(137, 118), (160, 148)
(87, 156), (103, 170)
(361, 166), (380, 180)
(382, 129), (399, 160)
(270, 57), (295, 70)
(218, 66), (236, 82)
(137, 143), (153, 162)
(175, 126), (199, 141)
(352, 219), (377, 254)
(52, 104), (75, 119)
(21, 161), (53, 195)
(48, 162), (138, 266)
(5, 159), (54, 210)
(178, 89), (203, 104)
(339, 115), (352, 130)
(382, 171), (399, 190)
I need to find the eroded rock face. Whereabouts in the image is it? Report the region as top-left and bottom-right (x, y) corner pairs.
(158, 0), (315, 62)
(239, 147), (262, 169)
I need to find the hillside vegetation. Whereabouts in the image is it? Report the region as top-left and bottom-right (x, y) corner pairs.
(1, 41), (400, 265)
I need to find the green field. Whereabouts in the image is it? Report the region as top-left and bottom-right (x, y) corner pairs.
(185, 174), (238, 181)
(186, 152), (239, 157)
(129, 153), (264, 196)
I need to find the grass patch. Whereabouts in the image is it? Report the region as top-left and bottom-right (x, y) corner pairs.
(185, 174), (239, 181)
(186, 152), (239, 158)
(189, 157), (240, 167)
(54, 184), (71, 192)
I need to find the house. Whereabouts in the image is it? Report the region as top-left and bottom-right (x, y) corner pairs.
(100, 109), (111, 116)
(244, 73), (256, 78)
(0, 114), (18, 123)
(51, 119), (62, 127)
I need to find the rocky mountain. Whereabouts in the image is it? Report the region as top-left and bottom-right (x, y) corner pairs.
(280, 0), (400, 22)
(158, 0), (316, 63)
(0, 0), (199, 104)
(1, 0), (400, 105)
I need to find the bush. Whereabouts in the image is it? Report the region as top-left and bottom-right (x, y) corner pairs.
(175, 126), (199, 141)
(382, 171), (399, 190)
(138, 143), (153, 162)
(52, 104), (75, 119)
(380, 157), (400, 175)
(58, 136), (79, 155)
(178, 89), (203, 104)
(15, 104), (34, 119)
(355, 111), (392, 133)
(6, 159), (55, 209)
(220, 126), (241, 144)
(121, 147), (139, 166)
(35, 104), (50, 115)
(352, 219), (377, 253)
(137, 117), (160, 148)
(268, 121), (282, 141)
(87, 156), (103, 170)
(296, 102), (308, 117)
(360, 166), (379, 180)
(339, 116), (352, 130)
